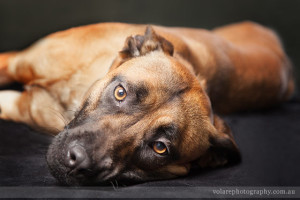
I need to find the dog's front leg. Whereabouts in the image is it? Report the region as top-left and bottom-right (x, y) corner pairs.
(0, 87), (66, 134)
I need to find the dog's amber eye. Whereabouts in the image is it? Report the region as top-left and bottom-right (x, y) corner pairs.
(114, 86), (127, 101)
(153, 141), (167, 155)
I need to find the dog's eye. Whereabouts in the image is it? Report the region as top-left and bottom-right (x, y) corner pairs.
(152, 141), (168, 155)
(114, 85), (127, 101)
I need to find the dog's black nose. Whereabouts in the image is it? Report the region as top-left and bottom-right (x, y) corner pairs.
(65, 144), (90, 169)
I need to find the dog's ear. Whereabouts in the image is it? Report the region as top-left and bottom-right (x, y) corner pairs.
(121, 26), (174, 58)
(197, 115), (241, 168)
(141, 26), (174, 56)
(109, 26), (174, 70)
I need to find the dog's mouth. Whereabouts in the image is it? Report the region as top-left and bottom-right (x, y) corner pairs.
(47, 156), (143, 186)
(65, 170), (118, 186)
(46, 131), (140, 186)
(47, 154), (119, 186)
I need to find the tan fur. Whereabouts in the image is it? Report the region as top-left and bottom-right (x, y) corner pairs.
(0, 22), (294, 181)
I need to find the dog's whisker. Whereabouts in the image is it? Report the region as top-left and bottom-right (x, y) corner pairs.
(46, 107), (68, 127)
(110, 181), (117, 191)
(39, 125), (61, 135)
(114, 179), (119, 189)
(86, 168), (93, 172)
(66, 109), (77, 113)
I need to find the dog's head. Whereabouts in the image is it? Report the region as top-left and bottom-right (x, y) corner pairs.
(46, 26), (240, 185)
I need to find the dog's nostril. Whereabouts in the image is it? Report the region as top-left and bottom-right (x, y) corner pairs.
(69, 151), (77, 165)
(65, 145), (88, 168)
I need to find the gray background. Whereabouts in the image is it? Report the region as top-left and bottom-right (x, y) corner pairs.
(0, 0), (299, 89)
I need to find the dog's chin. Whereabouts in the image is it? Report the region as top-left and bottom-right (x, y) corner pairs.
(47, 162), (145, 186)
(46, 144), (141, 186)
(47, 157), (152, 186)
(46, 157), (110, 186)
(47, 161), (147, 186)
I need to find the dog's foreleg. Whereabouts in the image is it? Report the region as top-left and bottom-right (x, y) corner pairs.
(0, 88), (66, 134)
(0, 52), (17, 86)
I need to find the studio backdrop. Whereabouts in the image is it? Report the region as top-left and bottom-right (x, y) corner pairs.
(0, 0), (299, 89)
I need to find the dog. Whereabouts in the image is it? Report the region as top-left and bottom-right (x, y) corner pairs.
(0, 21), (294, 185)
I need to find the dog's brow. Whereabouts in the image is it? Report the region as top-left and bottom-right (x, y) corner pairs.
(177, 86), (190, 96)
(111, 75), (150, 103)
(132, 82), (149, 103)
(153, 124), (178, 140)
(78, 76), (125, 115)
(110, 75), (125, 84)
(167, 86), (190, 103)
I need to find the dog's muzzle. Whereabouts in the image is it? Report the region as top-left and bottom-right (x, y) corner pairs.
(46, 130), (116, 185)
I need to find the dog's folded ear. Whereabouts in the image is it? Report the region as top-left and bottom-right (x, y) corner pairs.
(109, 26), (174, 70)
(197, 115), (241, 168)
(120, 26), (174, 58)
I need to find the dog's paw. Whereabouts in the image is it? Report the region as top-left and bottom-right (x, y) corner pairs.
(0, 91), (22, 120)
(0, 102), (7, 120)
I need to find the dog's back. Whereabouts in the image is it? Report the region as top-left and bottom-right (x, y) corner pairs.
(212, 22), (294, 112)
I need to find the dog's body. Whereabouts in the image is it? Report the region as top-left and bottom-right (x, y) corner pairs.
(0, 22), (294, 185)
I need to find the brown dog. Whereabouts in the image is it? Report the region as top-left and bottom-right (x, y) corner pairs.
(0, 21), (294, 185)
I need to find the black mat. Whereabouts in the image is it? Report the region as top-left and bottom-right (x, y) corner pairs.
(1, 97), (300, 189)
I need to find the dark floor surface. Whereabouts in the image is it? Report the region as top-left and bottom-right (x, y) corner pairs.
(0, 96), (299, 198)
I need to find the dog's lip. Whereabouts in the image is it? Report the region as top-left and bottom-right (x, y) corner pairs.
(64, 166), (119, 185)
(95, 167), (120, 182)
